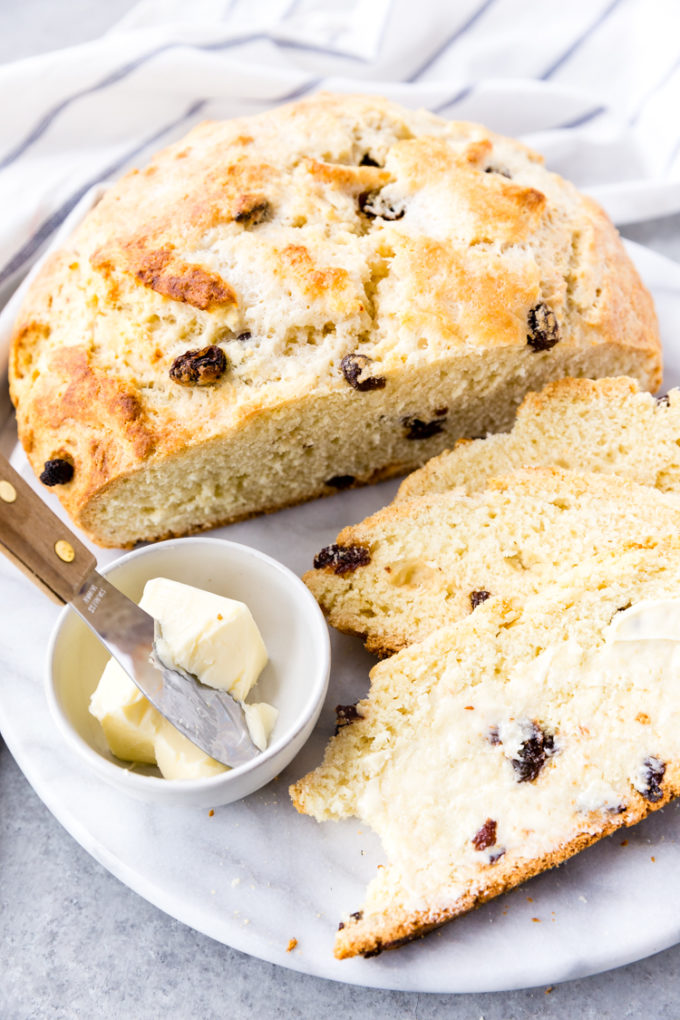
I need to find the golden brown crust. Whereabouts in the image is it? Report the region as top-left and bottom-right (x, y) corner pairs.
(93, 243), (238, 311)
(333, 768), (680, 958)
(8, 93), (661, 546)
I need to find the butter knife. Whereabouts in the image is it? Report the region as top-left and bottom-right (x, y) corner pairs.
(0, 454), (259, 767)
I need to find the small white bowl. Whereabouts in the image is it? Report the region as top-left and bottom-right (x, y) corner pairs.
(46, 537), (330, 807)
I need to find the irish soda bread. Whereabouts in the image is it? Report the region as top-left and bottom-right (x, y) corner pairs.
(397, 376), (678, 502)
(9, 95), (660, 546)
(304, 468), (680, 654)
(291, 541), (680, 958)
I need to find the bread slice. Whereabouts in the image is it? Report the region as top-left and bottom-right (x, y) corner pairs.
(304, 467), (680, 654)
(397, 376), (677, 503)
(9, 94), (660, 547)
(291, 540), (680, 958)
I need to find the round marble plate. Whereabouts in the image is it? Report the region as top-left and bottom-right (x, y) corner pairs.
(1, 241), (680, 993)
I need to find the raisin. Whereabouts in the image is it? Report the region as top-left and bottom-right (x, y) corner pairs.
(335, 704), (361, 734)
(359, 190), (406, 221)
(233, 196), (270, 226)
(401, 416), (445, 440)
(656, 394), (670, 406)
(169, 345), (227, 386)
(512, 722), (556, 782)
(337, 921), (345, 930)
(488, 847), (506, 863)
(350, 910), (363, 921)
(236, 331), (252, 342)
(341, 353), (386, 392)
(484, 165), (512, 179)
(313, 544), (371, 575)
(434, 406), (448, 417)
(472, 818), (497, 851)
(527, 303), (560, 352)
(359, 153), (380, 167)
(636, 756), (666, 802)
(488, 726), (501, 745)
(325, 474), (355, 489)
(40, 458), (74, 486)
(470, 590), (492, 610)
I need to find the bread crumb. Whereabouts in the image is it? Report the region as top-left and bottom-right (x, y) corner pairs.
(651, 856), (656, 862)
(286, 938), (298, 952)
(545, 986), (554, 994)
(531, 917), (540, 923)
(208, 809), (214, 817)
(231, 877), (240, 888)
(621, 839), (628, 846)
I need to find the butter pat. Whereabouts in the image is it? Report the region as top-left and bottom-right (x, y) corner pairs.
(89, 578), (277, 779)
(89, 659), (158, 765)
(145, 577), (268, 701)
(243, 702), (280, 752)
(154, 718), (229, 781)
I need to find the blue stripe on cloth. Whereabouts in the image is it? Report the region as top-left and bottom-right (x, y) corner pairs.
(407, 0), (498, 82)
(539, 0), (625, 80)
(0, 99), (207, 289)
(629, 54), (680, 125)
(431, 85), (476, 115)
(556, 105), (607, 129)
(0, 35), (320, 172)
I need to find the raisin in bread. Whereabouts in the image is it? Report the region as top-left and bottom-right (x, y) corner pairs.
(291, 540), (680, 959)
(398, 376), (677, 503)
(304, 467), (680, 655)
(9, 95), (660, 547)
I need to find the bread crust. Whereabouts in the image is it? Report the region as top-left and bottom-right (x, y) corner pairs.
(331, 769), (680, 958)
(9, 94), (661, 546)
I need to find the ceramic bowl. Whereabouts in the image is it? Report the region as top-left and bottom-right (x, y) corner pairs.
(46, 537), (330, 807)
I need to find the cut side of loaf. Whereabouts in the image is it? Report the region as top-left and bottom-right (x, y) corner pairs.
(291, 540), (680, 959)
(304, 467), (680, 654)
(9, 94), (660, 547)
(397, 376), (676, 503)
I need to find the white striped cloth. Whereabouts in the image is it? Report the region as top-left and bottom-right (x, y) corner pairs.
(0, 0), (679, 311)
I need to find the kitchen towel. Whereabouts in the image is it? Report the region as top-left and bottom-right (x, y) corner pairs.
(0, 0), (679, 307)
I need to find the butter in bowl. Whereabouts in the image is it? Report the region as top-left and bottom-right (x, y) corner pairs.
(46, 536), (330, 808)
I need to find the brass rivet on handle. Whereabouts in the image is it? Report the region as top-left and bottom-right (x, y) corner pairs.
(0, 480), (17, 503)
(55, 540), (75, 563)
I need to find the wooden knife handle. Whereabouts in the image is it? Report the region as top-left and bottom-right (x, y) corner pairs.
(0, 454), (97, 604)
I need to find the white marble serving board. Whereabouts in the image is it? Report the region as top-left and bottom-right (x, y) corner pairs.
(1, 239), (680, 994)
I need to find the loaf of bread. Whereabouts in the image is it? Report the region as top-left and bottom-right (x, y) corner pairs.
(9, 95), (660, 547)
(398, 376), (677, 503)
(304, 467), (680, 655)
(291, 540), (680, 958)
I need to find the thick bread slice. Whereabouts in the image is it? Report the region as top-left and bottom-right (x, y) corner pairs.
(397, 376), (676, 503)
(304, 467), (680, 654)
(9, 95), (660, 547)
(291, 540), (680, 959)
